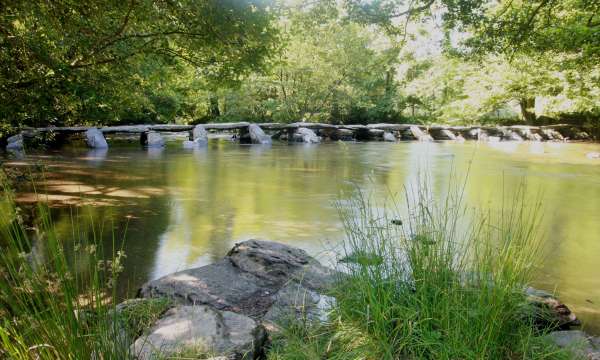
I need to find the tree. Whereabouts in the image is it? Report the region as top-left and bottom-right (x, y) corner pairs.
(0, 0), (278, 130)
(216, 0), (404, 124)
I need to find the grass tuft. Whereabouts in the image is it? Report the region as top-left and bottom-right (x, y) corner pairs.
(269, 179), (574, 359)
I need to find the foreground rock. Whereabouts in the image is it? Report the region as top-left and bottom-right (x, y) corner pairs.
(135, 240), (337, 359)
(131, 241), (587, 359)
(140, 240), (336, 322)
(85, 128), (108, 149)
(131, 305), (266, 360)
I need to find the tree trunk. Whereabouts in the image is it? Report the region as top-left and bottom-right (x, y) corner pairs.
(519, 97), (536, 123)
(209, 95), (220, 118)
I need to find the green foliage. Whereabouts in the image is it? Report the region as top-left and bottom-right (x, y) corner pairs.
(0, 0), (278, 127)
(216, 3), (404, 124)
(459, 0), (600, 66)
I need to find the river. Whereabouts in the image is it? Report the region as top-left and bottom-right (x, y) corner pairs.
(4, 139), (600, 333)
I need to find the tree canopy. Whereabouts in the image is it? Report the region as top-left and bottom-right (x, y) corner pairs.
(1, 0), (598, 135)
(1, 0), (277, 129)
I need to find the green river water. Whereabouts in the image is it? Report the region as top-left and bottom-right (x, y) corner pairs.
(5, 139), (600, 333)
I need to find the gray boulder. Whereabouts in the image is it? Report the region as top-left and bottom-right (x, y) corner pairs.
(6, 133), (24, 151)
(467, 128), (489, 141)
(248, 124), (271, 145)
(383, 131), (396, 142)
(131, 305), (266, 360)
(574, 131), (591, 140)
(403, 126), (432, 141)
(511, 126), (538, 141)
(464, 128), (480, 140)
(85, 128), (108, 149)
(541, 128), (564, 141)
(145, 131), (165, 148)
(429, 128), (457, 140)
(440, 129), (458, 140)
(139, 240), (337, 320)
(500, 128), (524, 141)
(293, 127), (320, 143)
(193, 124), (208, 142)
(184, 125), (209, 148)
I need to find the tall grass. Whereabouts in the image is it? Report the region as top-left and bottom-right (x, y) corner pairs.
(270, 178), (572, 359)
(0, 171), (133, 359)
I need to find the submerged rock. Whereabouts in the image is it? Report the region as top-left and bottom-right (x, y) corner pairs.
(248, 124), (271, 145)
(85, 128), (108, 149)
(131, 305), (266, 360)
(293, 127), (320, 143)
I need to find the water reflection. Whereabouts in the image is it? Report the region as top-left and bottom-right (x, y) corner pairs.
(3, 140), (600, 333)
(84, 148), (108, 167)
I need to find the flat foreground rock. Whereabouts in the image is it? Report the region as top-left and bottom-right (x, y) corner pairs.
(139, 240), (336, 320)
(131, 305), (266, 360)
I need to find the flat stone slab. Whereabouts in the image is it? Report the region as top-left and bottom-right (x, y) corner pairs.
(139, 240), (337, 319)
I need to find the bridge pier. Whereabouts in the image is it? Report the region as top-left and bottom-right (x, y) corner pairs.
(140, 131), (165, 147)
(85, 128), (108, 149)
